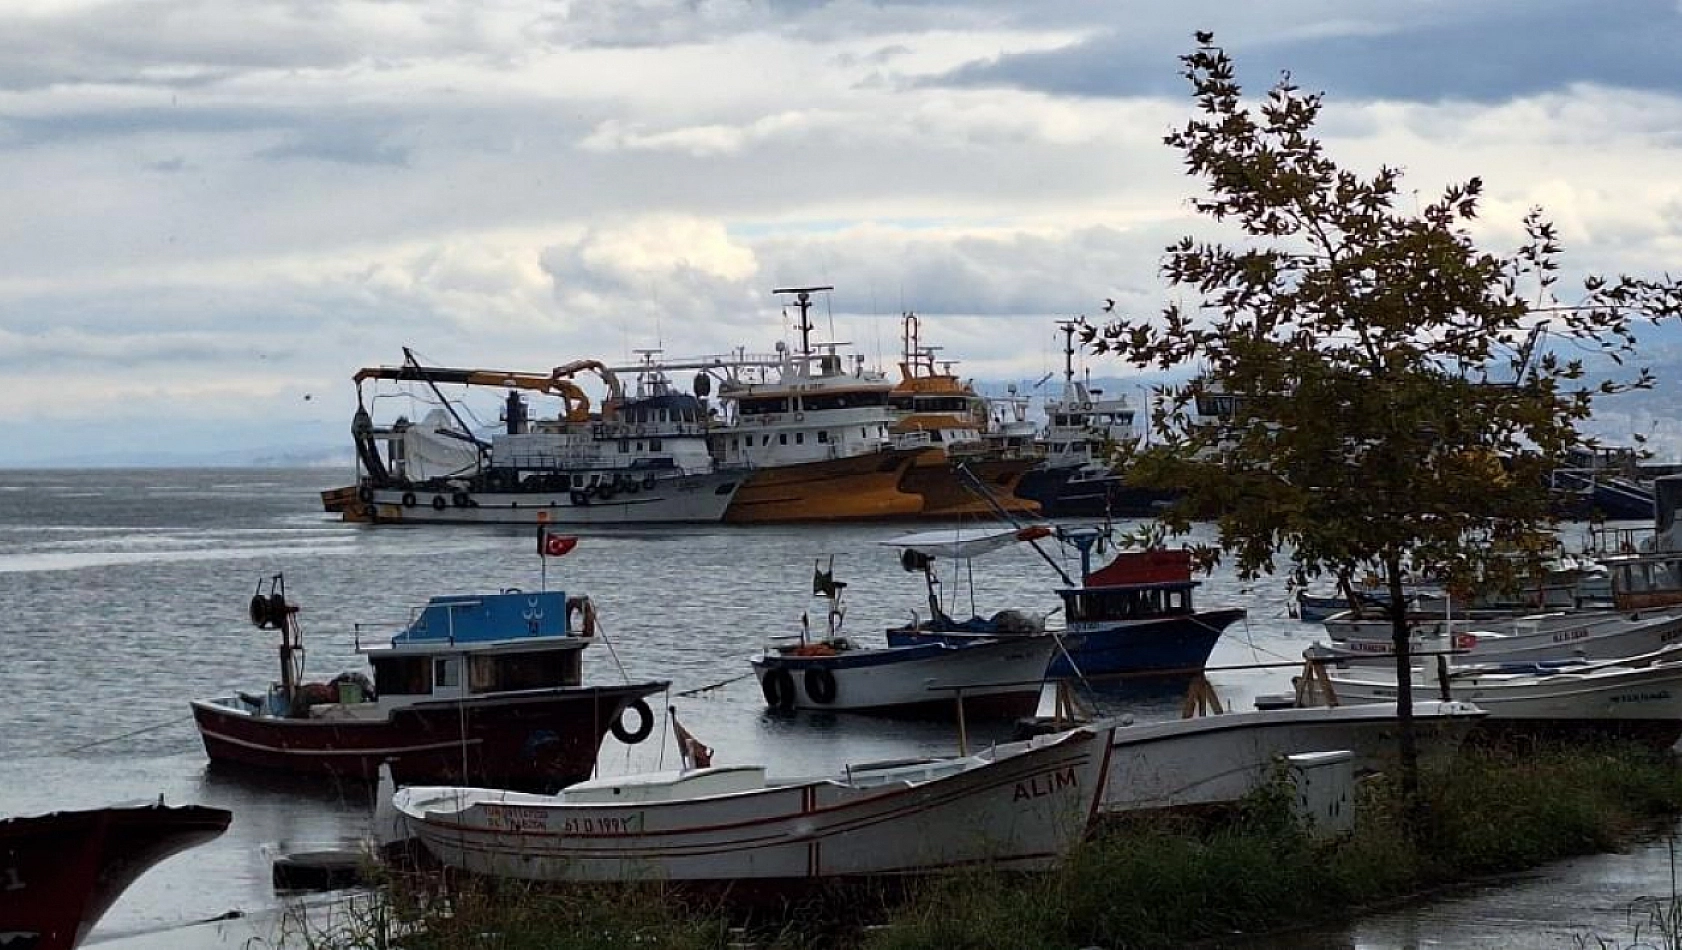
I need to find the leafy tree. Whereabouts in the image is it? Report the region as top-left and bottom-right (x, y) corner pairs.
(1084, 34), (1682, 796)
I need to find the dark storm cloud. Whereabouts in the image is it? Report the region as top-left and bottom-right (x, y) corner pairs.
(931, 0), (1682, 104)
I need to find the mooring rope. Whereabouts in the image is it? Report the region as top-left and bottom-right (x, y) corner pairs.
(674, 669), (755, 697)
(63, 715), (194, 753)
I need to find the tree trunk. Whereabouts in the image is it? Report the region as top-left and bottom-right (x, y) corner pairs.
(1387, 553), (1420, 798)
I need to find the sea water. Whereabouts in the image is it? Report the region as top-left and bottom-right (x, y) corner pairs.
(0, 467), (1655, 948)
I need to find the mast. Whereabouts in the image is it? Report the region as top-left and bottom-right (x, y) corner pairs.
(1056, 319), (1077, 387)
(772, 285), (833, 359)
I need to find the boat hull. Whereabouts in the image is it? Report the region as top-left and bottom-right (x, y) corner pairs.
(395, 727), (1109, 882)
(723, 450), (923, 523)
(1015, 467), (1178, 519)
(328, 470), (742, 525)
(192, 683), (665, 793)
(0, 804), (231, 950)
(898, 450), (1040, 519)
(1315, 610), (1682, 666)
(750, 637), (1056, 717)
(890, 609), (1242, 683)
(1060, 701), (1484, 813)
(1327, 661), (1682, 750)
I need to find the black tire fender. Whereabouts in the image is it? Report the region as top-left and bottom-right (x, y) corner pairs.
(761, 667), (796, 711)
(804, 667), (838, 704)
(401, 492), (417, 508)
(431, 495), (447, 511)
(610, 699), (654, 745)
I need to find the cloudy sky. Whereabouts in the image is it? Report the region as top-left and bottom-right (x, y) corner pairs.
(4, 0), (1682, 464)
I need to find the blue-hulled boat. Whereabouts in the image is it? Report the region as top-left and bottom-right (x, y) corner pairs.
(884, 526), (1243, 685)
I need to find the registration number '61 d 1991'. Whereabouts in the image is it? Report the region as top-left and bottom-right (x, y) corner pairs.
(562, 813), (644, 835)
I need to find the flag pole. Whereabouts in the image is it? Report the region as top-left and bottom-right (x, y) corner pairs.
(539, 524), (548, 592)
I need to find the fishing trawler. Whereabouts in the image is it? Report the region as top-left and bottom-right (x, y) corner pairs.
(321, 350), (743, 524)
(609, 287), (926, 523)
(889, 312), (1041, 519)
(1015, 321), (1177, 517)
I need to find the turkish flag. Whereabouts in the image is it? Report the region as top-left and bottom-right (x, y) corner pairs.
(539, 529), (578, 558)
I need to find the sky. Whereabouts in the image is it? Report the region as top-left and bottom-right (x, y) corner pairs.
(4, 0), (1682, 464)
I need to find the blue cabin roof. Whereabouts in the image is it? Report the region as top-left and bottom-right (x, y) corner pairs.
(390, 590), (573, 646)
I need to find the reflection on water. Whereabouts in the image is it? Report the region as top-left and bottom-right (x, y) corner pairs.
(0, 468), (1667, 949)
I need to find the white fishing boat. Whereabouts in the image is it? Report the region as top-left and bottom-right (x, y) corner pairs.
(751, 553), (1059, 718)
(752, 636), (1058, 718)
(1065, 700), (1486, 813)
(325, 350), (743, 525)
(1317, 647), (1682, 749)
(1309, 607), (1682, 667)
(386, 725), (1109, 883)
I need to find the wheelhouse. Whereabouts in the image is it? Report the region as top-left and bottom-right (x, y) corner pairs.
(359, 590), (591, 699)
(1058, 581), (1201, 624)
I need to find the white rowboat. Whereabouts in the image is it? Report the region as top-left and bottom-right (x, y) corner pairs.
(388, 726), (1110, 882)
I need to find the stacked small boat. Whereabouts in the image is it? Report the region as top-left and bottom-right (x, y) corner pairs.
(1297, 489), (1682, 748)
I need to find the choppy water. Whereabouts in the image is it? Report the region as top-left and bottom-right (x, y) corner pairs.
(0, 467), (1667, 949)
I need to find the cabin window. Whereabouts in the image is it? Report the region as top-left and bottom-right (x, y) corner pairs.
(817, 431), (829, 443)
(795, 432), (805, 444)
(635, 441), (644, 452)
(762, 435), (771, 446)
(861, 428), (869, 438)
(371, 657), (430, 696)
(739, 397), (791, 416)
(779, 434), (788, 445)
(470, 650), (581, 692)
(650, 438), (662, 451)
(802, 391), (888, 411)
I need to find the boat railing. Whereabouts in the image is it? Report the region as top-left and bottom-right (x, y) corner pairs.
(892, 430), (936, 450)
(1582, 523), (1656, 556)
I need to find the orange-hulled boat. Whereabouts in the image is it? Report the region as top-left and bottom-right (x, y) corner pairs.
(612, 286), (926, 523)
(889, 313), (1040, 519)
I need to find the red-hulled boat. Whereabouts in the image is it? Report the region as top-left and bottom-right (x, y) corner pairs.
(0, 801), (231, 950)
(192, 546), (668, 793)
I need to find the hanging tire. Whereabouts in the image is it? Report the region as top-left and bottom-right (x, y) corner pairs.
(570, 490), (589, 507)
(356, 485), (374, 503)
(452, 491), (470, 508)
(804, 667), (838, 705)
(761, 667), (796, 711)
(610, 699), (654, 744)
(597, 484), (615, 501)
(431, 495), (447, 511)
(400, 492), (417, 508)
